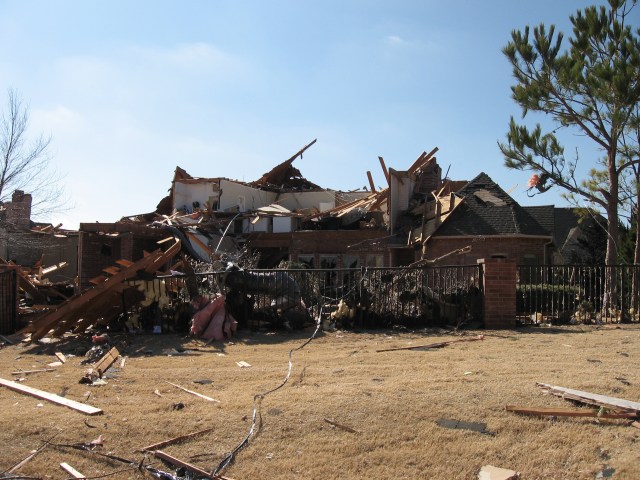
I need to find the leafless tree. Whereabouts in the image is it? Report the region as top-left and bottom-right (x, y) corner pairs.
(0, 88), (67, 222)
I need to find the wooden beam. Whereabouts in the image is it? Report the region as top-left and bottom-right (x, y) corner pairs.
(138, 427), (215, 452)
(378, 156), (391, 186)
(0, 377), (103, 415)
(537, 383), (640, 414)
(377, 334), (484, 353)
(366, 171), (376, 192)
(408, 146), (439, 174)
(506, 405), (638, 419)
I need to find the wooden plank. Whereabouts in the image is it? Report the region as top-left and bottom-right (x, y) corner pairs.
(139, 427), (215, 452)
(93, 347), (120, 376)
(60, 462), (86, 478)
(166, 381), (220, 403)
(537, 383), (640, 414)
(0, 377), (103, 415)
(102, 266), (121, 275)
(377, 334), (484, 353)
(11, 368), (55, 375)
(506, 405), (638, 419)
(115, 259), (135, 268)
(153, 450), (218, 479)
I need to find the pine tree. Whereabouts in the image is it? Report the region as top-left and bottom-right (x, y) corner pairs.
(499, 0), (640, 267)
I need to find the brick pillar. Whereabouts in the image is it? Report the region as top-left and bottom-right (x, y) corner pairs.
(478, 257), (516, 328)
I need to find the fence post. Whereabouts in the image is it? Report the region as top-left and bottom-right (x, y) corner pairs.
(0, 267), (19, 334)
(478, 257), (516, 328)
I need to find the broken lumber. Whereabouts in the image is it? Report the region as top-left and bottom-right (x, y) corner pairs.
(165, 381), (220, 403)
(153, 450), (221, 479)
(93, 347), (120, 377)
(55, 352), (66, 363)
(0, 377), (103, 415)
(138, 427), (215, 452)
(377, 334), (484, 353)
(60, 462), (86, 479)
(505, 405), (638, 419)
(537, 383), (640, 414)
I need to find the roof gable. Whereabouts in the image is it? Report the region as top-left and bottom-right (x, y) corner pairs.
(432, 172), (551, 237)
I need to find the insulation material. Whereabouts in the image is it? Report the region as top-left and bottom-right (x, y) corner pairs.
(190, 295), (237, 341)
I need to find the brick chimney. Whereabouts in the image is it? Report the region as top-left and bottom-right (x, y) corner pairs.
(6, 190), (32, 229)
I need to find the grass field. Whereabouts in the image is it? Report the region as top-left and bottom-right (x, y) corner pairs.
(0, 324), (639, 479)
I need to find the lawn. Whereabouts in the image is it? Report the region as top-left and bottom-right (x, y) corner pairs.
(0, 324), (638, 479)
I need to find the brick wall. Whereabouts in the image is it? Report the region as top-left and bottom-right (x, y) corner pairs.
(425, 236), (551, 265)
(479, 257), (516, 328)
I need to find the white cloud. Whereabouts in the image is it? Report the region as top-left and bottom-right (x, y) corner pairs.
(386, 35), (406, 46)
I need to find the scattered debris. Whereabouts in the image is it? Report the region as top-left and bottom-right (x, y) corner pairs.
(172, 402), (185, 411)
(236, 361), (252, 368)
(596, 466), (616, 479)
(119, 356), (127, 368)
(47, 361), (63, 367)
(193, 379), (213, 385)
(324, 418), (360, 434)
(138, 427), (215, 452)
(478, 465), (520, 480)
(165, 381), (220, 403)
(377, 334), (484, 353)
(436, 418), (494, 435)
(505, 405), (637, 420)
(537, 383), (640, 414)
(54, 351), (67, 363)
(154, 389), (163, 397)
(60, 461), (86, 478)
(0, 377), (102, 415)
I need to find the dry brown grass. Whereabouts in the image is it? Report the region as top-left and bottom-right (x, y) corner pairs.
(0, 324), (639, 480)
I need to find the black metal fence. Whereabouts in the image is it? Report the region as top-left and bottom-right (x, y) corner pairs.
(517, 264), (640, 325)
(153, 265), (483, 331)
(0, 269), (18, 334)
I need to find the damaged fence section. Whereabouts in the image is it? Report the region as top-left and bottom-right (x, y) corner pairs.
(517, 264), (640, 325)
(155, 264), (483, 331)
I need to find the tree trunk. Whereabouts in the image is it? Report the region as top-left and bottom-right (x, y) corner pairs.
(603, 149), (620, 317)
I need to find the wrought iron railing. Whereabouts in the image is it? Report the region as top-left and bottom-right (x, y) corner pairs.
(517, 264), (640, 325)
(138, 265), (483, 331)
(0, 269), (18, 334)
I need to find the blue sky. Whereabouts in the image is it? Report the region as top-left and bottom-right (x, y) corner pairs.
(0, 0), (631, 229)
